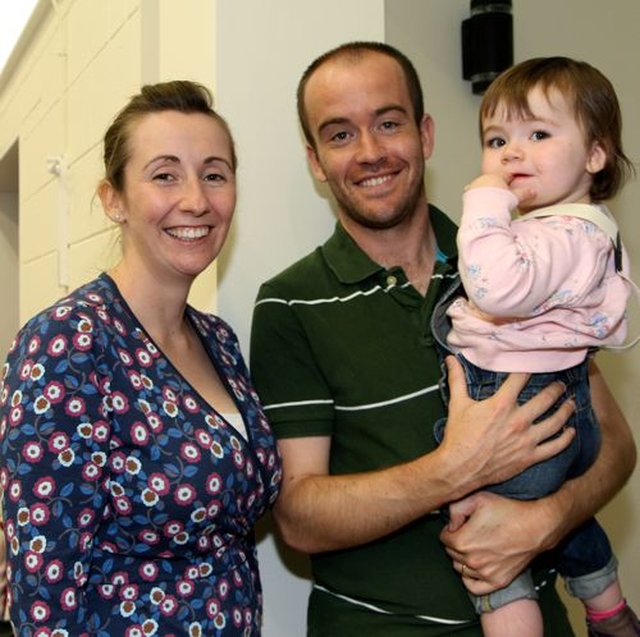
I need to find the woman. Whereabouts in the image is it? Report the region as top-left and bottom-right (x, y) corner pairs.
(0, 81), (281, 636)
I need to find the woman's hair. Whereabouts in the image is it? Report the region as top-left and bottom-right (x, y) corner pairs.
(297, 41), (424, 149)
(103, 80), (237, 191)
(480, 56), (635, 201)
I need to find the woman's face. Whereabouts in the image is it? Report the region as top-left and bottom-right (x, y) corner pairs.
(103, 110), (236, 285)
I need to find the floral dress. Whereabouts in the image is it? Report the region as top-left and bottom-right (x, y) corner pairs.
(0, 274), (281, 637)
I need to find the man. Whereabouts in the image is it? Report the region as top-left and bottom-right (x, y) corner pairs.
(250, 42), (636, 636)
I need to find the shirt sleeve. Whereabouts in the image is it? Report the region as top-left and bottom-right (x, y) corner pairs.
(0, 307), (112, 629)
(250, 282), (335, 439)
(458, 187), (612, 317)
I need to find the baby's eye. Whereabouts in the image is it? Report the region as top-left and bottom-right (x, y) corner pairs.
(531, 130), (550, 141)
(485, 137), (505, 149)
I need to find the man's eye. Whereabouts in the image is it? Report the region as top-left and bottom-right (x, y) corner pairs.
(330, 131), (349, 143)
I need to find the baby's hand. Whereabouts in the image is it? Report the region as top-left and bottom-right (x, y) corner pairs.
(464, 173), (510, 192)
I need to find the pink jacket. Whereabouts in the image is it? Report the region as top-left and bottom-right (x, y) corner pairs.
(447, 187), (631, 372)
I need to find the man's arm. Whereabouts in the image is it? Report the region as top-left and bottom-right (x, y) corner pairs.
(274, 357), (575, 554)
(440, 360), (636, 594)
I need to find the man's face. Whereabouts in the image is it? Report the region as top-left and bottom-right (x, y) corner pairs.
(303, 52), (434, 231)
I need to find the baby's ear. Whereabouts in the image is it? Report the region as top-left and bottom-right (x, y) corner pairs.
(586, 141), (607, 175)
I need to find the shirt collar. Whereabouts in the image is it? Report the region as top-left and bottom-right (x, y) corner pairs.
(321, 204), (458, 285)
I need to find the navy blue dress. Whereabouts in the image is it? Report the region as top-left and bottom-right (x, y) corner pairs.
(0, 274), (281, 636)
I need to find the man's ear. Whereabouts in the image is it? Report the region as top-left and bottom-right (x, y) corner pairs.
(420, 114), (435, 162)
(586, 141), (607, 175)
(98, 180), (125, 223)
(306, 144), (328, 183)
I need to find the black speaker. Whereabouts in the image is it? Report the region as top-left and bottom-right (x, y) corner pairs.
(462, 1), (513, 95)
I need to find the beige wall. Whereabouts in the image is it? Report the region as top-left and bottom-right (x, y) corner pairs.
(0, 2), (638, 637)
(0, 0), (218, 325)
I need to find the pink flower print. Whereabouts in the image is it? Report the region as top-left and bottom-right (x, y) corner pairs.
(148, 473), (170, 495)
(51, 305), (72, 320)
(194, 429), (212, 447)
(77, 508), (95, 528)
(206, 598), (221, 619)
(163, 521), (184, 537)
(30, 503), (51, 525)
(9, 404), (24, 427)
(159, 595), (179, 616)
(146, 411), (163, 433)
(24, 550), (44, 573)
(128, 369), (142, 389)
(138, 529), (160, 545)
(135, 348), (153, 368)
(47, 334), (68, 356)
(139, 561), (159, 582)
(30, 599), (51, 622)
(72, 332), (92, 351)
(162, 387), (177, 402)
(44, 560), (64, 584)
(48, 432), (70, 453)
(109, 571), (129, 586)
(92, 420), (110, 443)
(23, 441), (44, 463)
(19, 359), (33, 380)
(33, 477), (56, 499)
(118, 348), (134, 366)
(114, 496), (132, 515)
(217, 578), (230, 600)
(81, 461), (102, 482)
(205, 473), (223, 495)
(109, 451), (127, 473)
(131, 421), (150, 446)
(183, 395), (199, 413)
(44, 381), (65, 404)
(141, 374), (154, 390)
(27, 335), (41, 355)
(113, 318), (126, 335)
(7, 479), (21, 502)
(60, 588), (78, 612)
(64, 397), (86, 417)
(206, 501), (221, 519)
(119, 584), (139, 602)
(180, 442), (201, 463)
(174, 484), (196, 506)
(111, 391), (129, 414)
(176, 579), (196, 598)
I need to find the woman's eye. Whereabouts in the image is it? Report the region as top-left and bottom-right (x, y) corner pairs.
(153, 172), (175, 182)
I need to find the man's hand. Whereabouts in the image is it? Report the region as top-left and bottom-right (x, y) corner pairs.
(438, 357), (576, 495)
(439, 492), (553, 595)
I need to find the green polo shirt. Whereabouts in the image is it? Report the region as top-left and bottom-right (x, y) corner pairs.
(250, 206), (573, 636)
